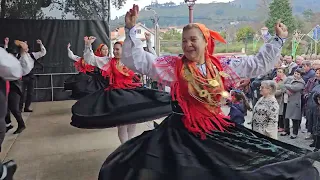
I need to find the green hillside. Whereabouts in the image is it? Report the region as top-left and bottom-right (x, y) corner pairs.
(111, 2), (259, 29)
(232, 0), (320, 12)
(110, 0), (320, 29)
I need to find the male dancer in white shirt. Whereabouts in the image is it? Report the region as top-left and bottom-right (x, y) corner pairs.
(16, 39), (46, 112)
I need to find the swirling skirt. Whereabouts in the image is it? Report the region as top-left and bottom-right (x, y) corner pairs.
(71, 87), (172, 129)
(98, 104), (320, 180)
(64, 73), (107, 99)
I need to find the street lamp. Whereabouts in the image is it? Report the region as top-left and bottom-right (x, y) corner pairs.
(145, 7), (160, 56)
(184, 0), (196, 23)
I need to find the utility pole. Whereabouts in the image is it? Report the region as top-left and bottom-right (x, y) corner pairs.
(146, 7), (160, 56)
(106, 0), (111, 56)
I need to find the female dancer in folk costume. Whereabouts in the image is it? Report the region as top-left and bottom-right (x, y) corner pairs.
(71, 34), (171, 144)
(64, 42), (109, 99)
(98, 5), (320, 180)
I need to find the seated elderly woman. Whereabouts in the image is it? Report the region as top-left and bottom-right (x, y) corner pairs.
(252, 80), (279, 139)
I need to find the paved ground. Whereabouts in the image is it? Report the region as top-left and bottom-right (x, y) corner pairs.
(241, 111), (314, 151)
(1, 101), (318, 180)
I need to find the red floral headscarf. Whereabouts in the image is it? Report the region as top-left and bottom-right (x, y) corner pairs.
(94, 44), (108, 57)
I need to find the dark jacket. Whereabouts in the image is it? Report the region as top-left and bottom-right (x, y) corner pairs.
(228, 102), (246, 125)
(302, 69), (315, 84)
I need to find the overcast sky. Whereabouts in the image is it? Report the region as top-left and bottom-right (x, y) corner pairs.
(110, 0), (233, 19)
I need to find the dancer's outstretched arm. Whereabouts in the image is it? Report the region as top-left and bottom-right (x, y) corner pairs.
(225, 38), (283, 78)
(67, 43), (81, 61)
(122, 27), (176, 83)
(224, 22), (288, 78)
(83, 37), (111, 69)
(31, 39), (46, 60)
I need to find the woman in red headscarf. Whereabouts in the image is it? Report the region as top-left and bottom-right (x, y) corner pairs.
(64, 41), (109, 99)
(98, 5), (320, 180)
(71, 33), (171, 144)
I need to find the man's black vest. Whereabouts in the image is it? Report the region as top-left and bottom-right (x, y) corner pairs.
(17, 53), (36, 76)
(17, 53), (43, 82)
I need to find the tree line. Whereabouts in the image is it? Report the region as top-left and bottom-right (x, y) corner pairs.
(0, 0), (127, 20)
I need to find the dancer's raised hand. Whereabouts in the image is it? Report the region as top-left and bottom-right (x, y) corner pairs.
(88, 36), (96, 44)
(125, 4), (139, 29)
(144, 32), (151, 41)
(84, 36), (89, 45)
(36, 39), (43, 45)
(275, 20), (288, 39)
(84, 36), (96, 45)
(4, 37), (9, 45)
(67, 43), (71, 49)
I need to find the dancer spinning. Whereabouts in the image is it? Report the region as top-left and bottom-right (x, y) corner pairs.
(0, 47), (26, 180)
(98, 5), (319, 180)
(71, 33), (171, 144)
(64, 42), (108, 99)
(3, 38), (26, 134)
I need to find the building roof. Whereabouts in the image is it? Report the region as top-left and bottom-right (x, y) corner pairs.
(111, 23), (154, 40)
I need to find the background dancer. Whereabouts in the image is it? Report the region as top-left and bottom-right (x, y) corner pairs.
(0, 46), (26, 180)
(98, 5), (319, 180)
(18, 39), (46, 112)
(64, 42), (108, 99)
(71, 34), (171, 144)
(3, 38), (26, 134)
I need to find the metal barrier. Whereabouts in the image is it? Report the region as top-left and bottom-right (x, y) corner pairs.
(34, 72), (78, 101)
(32, 73), (165, 102)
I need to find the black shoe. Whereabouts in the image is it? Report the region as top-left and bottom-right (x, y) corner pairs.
(290, 135), (297, 139)
(6, 125), (13, 133)
(24, 108), (33, 112)
(310, 142), (316, 147)
(280, 132), (290, 136)
(3, 160), (17, 180)
(13, 126), (26, 134)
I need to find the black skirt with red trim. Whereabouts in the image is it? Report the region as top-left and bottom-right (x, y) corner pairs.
(70, 87), (172, 129)
(64, 72), (108, 99)
(98, 102), (320, 180)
